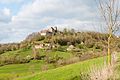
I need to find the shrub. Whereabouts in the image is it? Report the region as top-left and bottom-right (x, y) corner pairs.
(0, 54), (31, 66)
(64, 57), (80, 65)
(74, 52), (83, 57)
(78, 44), (85, 49)
(32, 47), (40, 60)
(94, 42), (104, 50)
(0, 43), (20, 54)
(117, 42), (120, 48)
(90, 65), (114, 80)
(55, 46), (66, 52)
(79, 52), (95, 61)
(84, 39), (95, 48)
(45, 55), (63, 64)
(55, 57), (80, 66)
(56, 59), (64, 66)
(69, 72), (90, 80)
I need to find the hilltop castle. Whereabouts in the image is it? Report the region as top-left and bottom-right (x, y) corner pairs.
(39, 27), (57, 36)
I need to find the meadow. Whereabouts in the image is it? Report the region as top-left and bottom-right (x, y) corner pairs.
(0, 55), (105, 80)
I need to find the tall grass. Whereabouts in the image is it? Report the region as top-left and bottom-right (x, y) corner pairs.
(77, 52), (119, 80)
(68, 52), (118, 80)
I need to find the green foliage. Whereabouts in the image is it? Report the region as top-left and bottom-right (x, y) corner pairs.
(84, 39), (95, 48)
(0, 43), (20, 54)
(78, 44), (85, 49)
(53, 46), (67, 52)
(0, 48), (32, 66)
(44, 51), (72, 64)
(0, 54), (31, 66)
(117, 41), (120, 48)
(1, 29), (119, 55)
(94, 42), (104, 50)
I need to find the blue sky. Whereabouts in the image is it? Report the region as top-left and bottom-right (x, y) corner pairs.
(0, 0), (114, 43)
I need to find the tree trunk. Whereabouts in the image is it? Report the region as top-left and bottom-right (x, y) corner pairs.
(107, 34), (112, 65)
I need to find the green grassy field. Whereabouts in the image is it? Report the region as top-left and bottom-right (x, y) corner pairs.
(0, 60), (55, 80)
(0, 47), (106, 80)
(0, 48), (32, 58)
(0, 55), (104, 80)
(15, 57), (104, 80)
(0, 48), (73, 80)
(0, 47), (72, 60)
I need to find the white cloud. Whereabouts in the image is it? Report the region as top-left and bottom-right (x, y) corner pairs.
(0, 0), (100, 43)
(0, 0), (25, 4)
(3, 8), (11, 16)
(15, 0), (96, 20)
(0, 8), (11, 23)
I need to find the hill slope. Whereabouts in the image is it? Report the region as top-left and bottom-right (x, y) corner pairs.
(16, 57), (104, 80)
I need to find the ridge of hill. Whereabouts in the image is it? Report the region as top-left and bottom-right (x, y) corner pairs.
(0, 28), (120, 55)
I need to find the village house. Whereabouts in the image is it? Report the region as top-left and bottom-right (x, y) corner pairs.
(34, 44), (44, 49)
(39, 27), (57, 36)
(34, 42), (53, 49)
(34, 42), (59, 50)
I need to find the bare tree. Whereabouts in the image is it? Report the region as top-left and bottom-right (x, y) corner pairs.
(32, 43), (39, 60)
(98, 0), (120, 65)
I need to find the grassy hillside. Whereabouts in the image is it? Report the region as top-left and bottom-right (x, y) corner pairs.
(0, 42), (106, 80)
(16, 57), (104, 80)
(0, 47), (73, 65)
(0, 48), (73, 80)
(0, 31), (120, 80)
(0, 60), (55, 80)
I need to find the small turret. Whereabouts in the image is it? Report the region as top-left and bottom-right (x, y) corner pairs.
(54, 26), (57, 32)
(51, 27), (55, 32)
